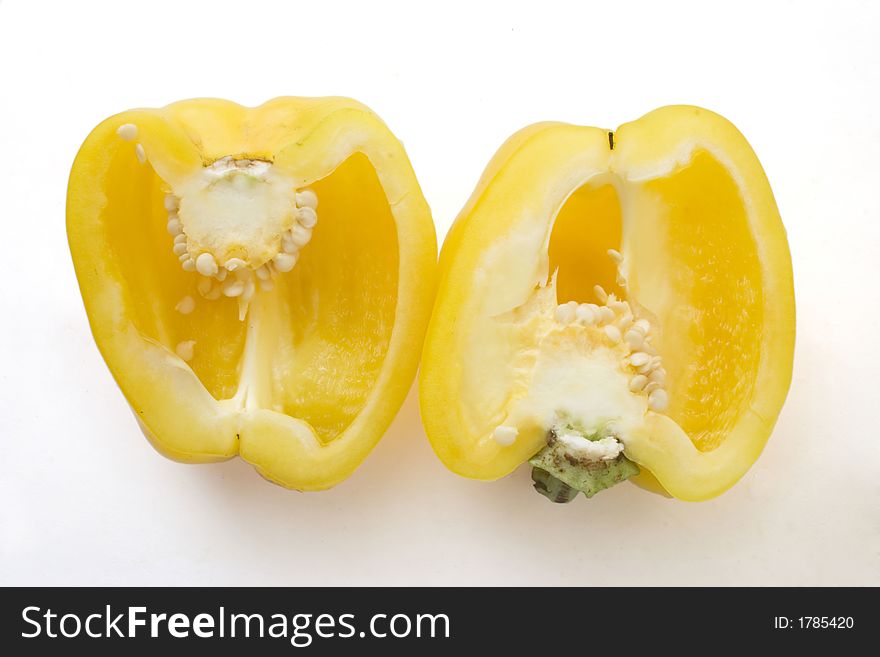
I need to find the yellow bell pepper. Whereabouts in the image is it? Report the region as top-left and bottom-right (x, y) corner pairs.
(67, 97), (436, 490)
(420, 106), (794, 502)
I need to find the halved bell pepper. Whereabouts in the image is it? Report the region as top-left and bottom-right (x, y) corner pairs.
(68, 97), (436, 490)
(420, 106), (794, 502)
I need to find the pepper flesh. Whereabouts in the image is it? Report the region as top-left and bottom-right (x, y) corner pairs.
(68, 97), (437, 490)
(419, 106), (794, 501)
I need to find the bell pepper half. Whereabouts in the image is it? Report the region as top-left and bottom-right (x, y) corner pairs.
(68, 97), (437, 490)
(419, 106), (794, 502)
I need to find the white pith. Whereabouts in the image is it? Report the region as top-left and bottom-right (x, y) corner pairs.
(555, 432), (624, 461)
(174, 158), (297, 269)
(491, 249), (668, 459)
(154, 156), (319, 321)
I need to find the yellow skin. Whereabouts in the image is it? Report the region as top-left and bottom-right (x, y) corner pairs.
(68, 97), (437, 490)
(420, 106), (795, 501)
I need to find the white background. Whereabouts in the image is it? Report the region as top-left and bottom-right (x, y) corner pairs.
(1, 0), (878, 586)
